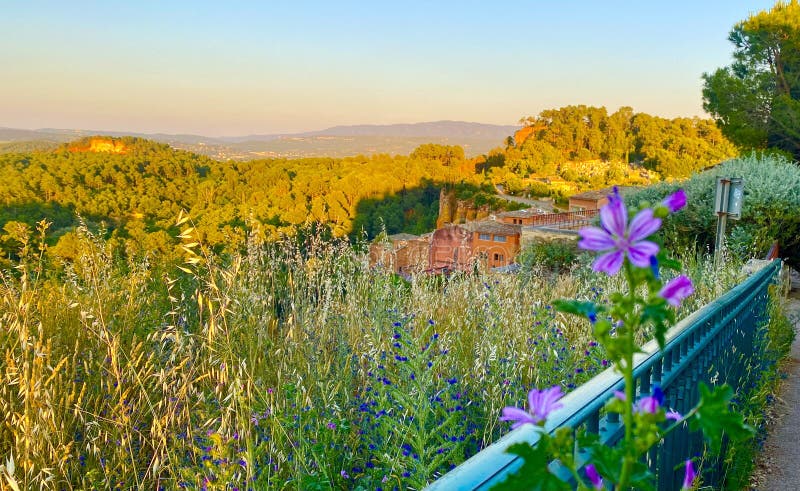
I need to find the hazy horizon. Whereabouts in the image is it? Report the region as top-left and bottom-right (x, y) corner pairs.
(0, 119), (521, 139)
(1, 1), (776, 136)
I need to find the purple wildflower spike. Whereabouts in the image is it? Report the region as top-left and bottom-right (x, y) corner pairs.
(636, 386), (664, 414)
(681, 459), (696, 490)
(650, 255), (660, 279)
(666, 410), (682, 421)
(584, 464), (603, 490)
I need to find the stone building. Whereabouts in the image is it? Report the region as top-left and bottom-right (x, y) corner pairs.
(428, 225), (474, 272)
(428, 220), (522, 272)
(369, 233), (430, 275)
(568, 188), (613, 211)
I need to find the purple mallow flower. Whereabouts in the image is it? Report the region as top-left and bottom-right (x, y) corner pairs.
(681, 459), (696, 490)
(659, 275), (694, 307)
(616, 386), (671, 416)
(636, 386), (664, 414)
(584, 464), (603, 490)
(662, 189), (687, 213)
(578, 189), (661, 275)
(500, 386), (564, 428)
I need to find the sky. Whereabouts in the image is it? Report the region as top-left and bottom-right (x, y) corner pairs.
(0, 1), (778, 136)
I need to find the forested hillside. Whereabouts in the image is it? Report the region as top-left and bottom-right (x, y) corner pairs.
(0, 137), (484, 263)
(483, 106), (738, 198)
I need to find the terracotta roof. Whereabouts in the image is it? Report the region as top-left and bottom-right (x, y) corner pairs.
(569, 187), (616, 201)
(460, 220), (521, 235)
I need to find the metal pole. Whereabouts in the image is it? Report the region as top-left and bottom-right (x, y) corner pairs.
(714, 179), (731, 266)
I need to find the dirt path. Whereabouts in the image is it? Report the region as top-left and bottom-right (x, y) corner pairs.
(493, 184), (556, 211)
(753, 270), (800, 490)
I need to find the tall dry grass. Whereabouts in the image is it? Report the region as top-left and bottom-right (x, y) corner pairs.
(0, 221), (746, 490)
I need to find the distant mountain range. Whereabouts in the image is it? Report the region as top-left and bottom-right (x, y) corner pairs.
(0, 121), (519, 159)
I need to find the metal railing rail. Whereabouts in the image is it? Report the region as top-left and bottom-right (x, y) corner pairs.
(528, 209), (599, 228)
(427, 260), (781, 490)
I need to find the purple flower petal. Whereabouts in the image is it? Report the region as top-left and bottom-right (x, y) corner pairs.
(627, 241), (659, 267)
(663, 189), (687, 213)
(659, 275), (694, 307)
(585, 464), (603, 490)
(613, 390), (626, 402)
(578, 226), (615, 251)
(681, 459), (696, 490)
(600, 191), (628, 237)
(531, 386), (564, 421)
(628, 208), (662, 242)
(637, 396), (660, 414)
(499, 407), (537, 429)
(593, 250), (624, 275)
(501, 386), (564, 429)
(666, 410), (682, 421)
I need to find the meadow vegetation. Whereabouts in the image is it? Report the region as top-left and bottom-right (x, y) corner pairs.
(0, 217), (749, 490)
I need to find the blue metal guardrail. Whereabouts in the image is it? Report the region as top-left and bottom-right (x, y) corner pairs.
(427, 259), (782, 490)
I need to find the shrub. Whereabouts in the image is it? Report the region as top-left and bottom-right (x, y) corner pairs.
(629, 153), (800, 268)
(518, 240), (580, 276)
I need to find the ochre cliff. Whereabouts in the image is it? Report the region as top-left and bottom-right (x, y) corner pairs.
(436, 189), (491, 227)
(68, 137), (129, 154)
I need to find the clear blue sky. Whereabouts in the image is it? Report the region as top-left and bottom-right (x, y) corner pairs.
(0, 1), (777, 136)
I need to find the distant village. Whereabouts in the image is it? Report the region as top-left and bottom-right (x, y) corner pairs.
(369, 187), (620, 275)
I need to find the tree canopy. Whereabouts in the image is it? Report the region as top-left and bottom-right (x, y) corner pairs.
(703, 0), (800, 159)
(492, 106), (736, 195)
(0, 137), (493, 264)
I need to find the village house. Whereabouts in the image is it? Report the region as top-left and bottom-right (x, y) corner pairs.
(494, 207), (547, 225)
(569, 186), (638, 211)
(568, 187), (615, 211)
(463, 220), (522, 269)
(428, 220), (522, 272)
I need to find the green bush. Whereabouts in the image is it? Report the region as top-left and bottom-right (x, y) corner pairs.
(629, 153), (800, 268)
(518, 240), (579, 276)
(525, 181), (551, 198)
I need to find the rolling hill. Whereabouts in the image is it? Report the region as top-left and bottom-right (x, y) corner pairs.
(0, 121), (518, 159)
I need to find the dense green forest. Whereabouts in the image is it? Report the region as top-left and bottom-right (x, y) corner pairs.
(0, 137), (485, 263)
(483, 106), (737, 195)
